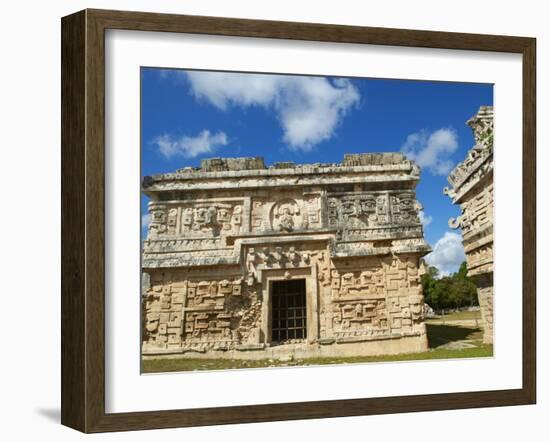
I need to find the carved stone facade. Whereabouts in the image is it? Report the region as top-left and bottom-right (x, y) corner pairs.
(142, 153), (431, 359)
(445, 106), (494, 344)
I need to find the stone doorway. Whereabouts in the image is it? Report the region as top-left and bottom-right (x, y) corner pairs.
(271, 279), (307, 344)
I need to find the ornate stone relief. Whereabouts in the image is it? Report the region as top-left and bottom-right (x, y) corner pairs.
(248, 195), (322, 233)
(390, 192), (422, 224)
(448, 184), (493, 237)
(146, 200), (244, 239)
(244, 244), (317, 283)
(445, 106), (494, 344)
(187, 203), (243, 236)
(142, 153), (431, 356)
(328, 191), (421, 227)
(271, 199), (301, 232)
(317, 255), (424, 341)
(142, 273), (267, 352)
(446, 106), (494, 197)
(148, 203), (167, 237)
(327, 191), (423, 244)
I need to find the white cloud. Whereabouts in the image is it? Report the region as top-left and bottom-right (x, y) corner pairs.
(141, 214), (151, 230)
(154, 130), (228, 159)
(424, 232), (466, 277)
(182, 72), (360, 150)
(401, 128), (459, 175)
(419, 210), (432, 228)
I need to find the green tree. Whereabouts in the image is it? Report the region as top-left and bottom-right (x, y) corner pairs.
(420, 266), (439, 308)
(452, 261), (478, 307)
(420, 261), (478, 311)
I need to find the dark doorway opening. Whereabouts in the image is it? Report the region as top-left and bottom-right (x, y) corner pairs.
(271, 279), (307, 343)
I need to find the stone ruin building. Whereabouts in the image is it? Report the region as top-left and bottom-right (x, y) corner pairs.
(141, 153), (432, 360)
(445, 106), (494, 344)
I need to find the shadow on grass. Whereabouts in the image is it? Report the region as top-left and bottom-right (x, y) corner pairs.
(426, 323), (482, 349)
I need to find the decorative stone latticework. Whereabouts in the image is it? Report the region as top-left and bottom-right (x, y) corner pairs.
(445, 106), (494, 344)
(141, 153), (431, 359)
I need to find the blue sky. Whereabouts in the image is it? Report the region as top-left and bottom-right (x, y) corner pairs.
(141, 67), (493, 276)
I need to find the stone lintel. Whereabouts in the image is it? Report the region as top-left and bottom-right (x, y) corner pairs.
(227, 229), (337, 245)
(331, 245), (430, 259)
(142, 255), (239, 269)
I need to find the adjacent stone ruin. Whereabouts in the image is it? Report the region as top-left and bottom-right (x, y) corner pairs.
(141, 152), (431, 359)
(445, 106), (494, 344)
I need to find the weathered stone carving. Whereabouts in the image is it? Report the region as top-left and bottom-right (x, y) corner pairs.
(148, 203), (167, 237)
(271, 199), (301, 232)
(147, 201), (244, 239)
(445, 106), (494, 344)
(327, 190), (422, 238)
(142, 153), (431, 359)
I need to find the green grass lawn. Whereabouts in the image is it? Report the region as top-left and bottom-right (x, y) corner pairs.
(428, 310), (482, 321)
(142, 321), (492, 373)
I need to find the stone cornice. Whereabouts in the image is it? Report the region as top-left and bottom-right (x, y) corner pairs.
(444, 105), (494, 204)
(143, 154), (420, 193)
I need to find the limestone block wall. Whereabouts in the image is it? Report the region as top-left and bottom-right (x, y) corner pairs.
(141, 153), (431, 358)
(445, 106), (494, 344)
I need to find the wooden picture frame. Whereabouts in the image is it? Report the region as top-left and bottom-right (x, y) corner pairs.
(61, 8), (536, 433)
